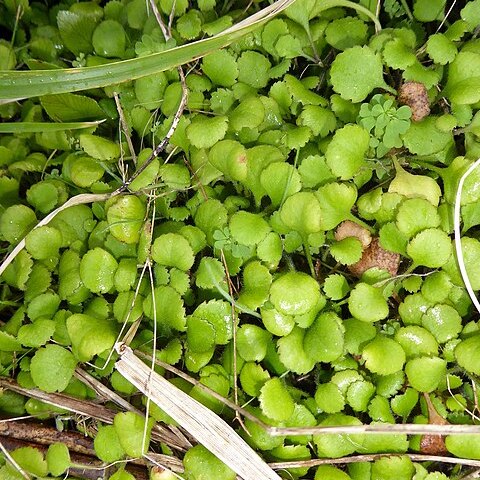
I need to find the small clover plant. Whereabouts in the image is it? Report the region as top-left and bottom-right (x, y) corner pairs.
(358, 94), (412, 157)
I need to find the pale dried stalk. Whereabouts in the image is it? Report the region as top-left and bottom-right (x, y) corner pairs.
(266, 423), (480, 436)
(454, 157), (480, 315)
(135, 349), (480, 436)
(0, 377), (186, 450)
(0, 439), (31, 480)
(0, 192), (111, 277)
(74, 367), (190, 450)
(269, 453), (480, 470)
(115, 343), (282, 480)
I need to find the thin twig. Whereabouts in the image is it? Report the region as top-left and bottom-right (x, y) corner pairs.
(147, 0), (169, 41)
(0, 377), (187, 450)
(220, 249), (247, 434)
(269, 454), (480, 470)
(114, 91), (137, 165)
(0, 439), (31, 480)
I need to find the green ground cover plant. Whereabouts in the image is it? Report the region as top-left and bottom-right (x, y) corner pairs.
(1, 0), (480, 478)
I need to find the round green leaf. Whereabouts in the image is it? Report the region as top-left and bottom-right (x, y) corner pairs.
(279, 191), (323, 235)
(270, 272), (321, 316)
(407, 228), (452, 268)
(261, 306), (294, 337)
(446, 434), (480, 460)
(395, 198), (440, 238)
(362, 337), (406, 375)
(184, 445), (236, 480)
(330, 46), (386, 102)
(0, 204), (37, 244)
(94, 425), (125, 463)
(304, 311), (345, 363)
(69, 155), (104, 187)
(10, 447), (48, 477)
(151, 233), (195, 271)
(426, 33), (457, 65)
(344, 318), (377, 355)
(30, 345), (77, 393)
(259, 377), (294, 421)
(394, 326), (438, 358)
(325, 17), (368, 50)
(391, 388), (419, 418)
(325, 124), (370, 180)
(346, 380), (376, 412)
(143, 285), (186, 331)
(277, 327), (315, 374)
(190, 300), (232, 345)
(80, 247), (118, 293)
(27, 291), (60, 321)
(229, 211), (271, 246)
(92, 20), (126, 58)
(405, 356), (446, 392)
(202, 49), (238, 87)
(260, 162), (302, 207)
(348, 283), (389, 322)
(421, 304), (462, 343)
(237, 51), (271, 89)
(107, 195), (146, 244)
(455, 334), (480, 375)
(187, 316), (215, 353)
(194, 198), (228, 245)
(315, 382), (345, 414)
(237, 324), (271, 362)
(113, 412), (154, 457)
(18, 319), (55, 348)
(330, 237), (363, 265)
(46, 443), (70, 476)
(25, 226), (62, 260)
(313, 413), (364, 458)
(324, 274), (350, 300)
(240, 362), (270, 397)
(66, 313), (117, 362)
(315, 465), (351, 480)
(186, 114), (228, 149)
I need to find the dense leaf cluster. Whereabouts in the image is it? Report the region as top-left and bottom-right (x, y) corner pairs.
(1, 0), (480, 478)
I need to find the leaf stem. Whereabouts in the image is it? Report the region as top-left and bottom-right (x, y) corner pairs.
(399, 0), (414, 21)
(303, 241), (316, 277)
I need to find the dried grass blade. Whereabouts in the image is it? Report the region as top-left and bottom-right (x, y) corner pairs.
(115, 344), (281, 480)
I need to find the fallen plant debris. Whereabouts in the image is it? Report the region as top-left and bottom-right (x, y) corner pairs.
(1, 0), (480, 479)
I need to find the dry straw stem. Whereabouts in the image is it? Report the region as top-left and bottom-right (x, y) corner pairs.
(135, 350), (480, 437)
(115, 343), (282, 480)
(269, 454), (480, 470)
(454, 157), (480, 315)
(0, 192), (111, 277)
(0, 439), (31, 480)
(74, 367), (191, 450)
(0, 377), (186, 450)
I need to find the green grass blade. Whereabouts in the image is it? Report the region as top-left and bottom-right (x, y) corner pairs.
(0, 0), (296, 100)
(0, 120), (105, 133)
